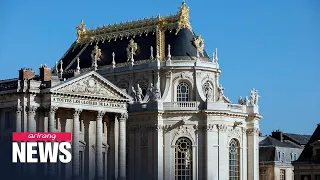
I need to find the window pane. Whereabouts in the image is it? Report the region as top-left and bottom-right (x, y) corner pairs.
(229, 139), (240, 180)
(175, 137), (193, 180)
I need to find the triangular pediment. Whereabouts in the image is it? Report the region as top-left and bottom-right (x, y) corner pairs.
(49, 71), (131, 100)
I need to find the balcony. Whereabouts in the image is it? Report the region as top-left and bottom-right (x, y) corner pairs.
(163, 101), (200, 111)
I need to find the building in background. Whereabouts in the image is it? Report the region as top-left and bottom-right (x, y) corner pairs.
(0, 2), (263, 180)
(293, 124), (320, 180)
(259, 130), (305, 180)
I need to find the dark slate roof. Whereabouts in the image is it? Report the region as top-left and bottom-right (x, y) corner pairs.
(54, 2), (211, 72)
(259, 146), (275, 162)
(283, 133), (311, 145)
(61, 29), (210, 71)
(296, 124), (320, 163)
(259, 136), (303, 149)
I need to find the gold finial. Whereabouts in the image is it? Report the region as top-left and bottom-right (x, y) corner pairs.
(193, 34), (204, 57)
(176, 0), (192, 35)
(76, 20), (87, 43)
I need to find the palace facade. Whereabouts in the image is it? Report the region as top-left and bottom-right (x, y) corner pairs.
(0, 2), (262, 180)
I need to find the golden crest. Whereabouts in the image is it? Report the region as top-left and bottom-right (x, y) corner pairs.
(176, 1), (192, 35)
(91, 44), (102, 61)
(193, 34), (204, 56)
(126, 39), (138, 61)
(76, 20), (88, 43)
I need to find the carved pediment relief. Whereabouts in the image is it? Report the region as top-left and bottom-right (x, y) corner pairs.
(50, 71), (131, 100)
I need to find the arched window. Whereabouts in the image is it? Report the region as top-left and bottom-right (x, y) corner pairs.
(175, 137), (193, 180)
(229, 139), (240, 180)
(177, 82), (190, 102)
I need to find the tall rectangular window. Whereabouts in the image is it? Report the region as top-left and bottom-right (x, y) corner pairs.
(280, 169), (286, 180)
(281, 152), (285, 162)
(278, 151), (281, 161)
(5, 111), (13, 129)
(103, 153), (106, 178)
(79, 151), (83, 177)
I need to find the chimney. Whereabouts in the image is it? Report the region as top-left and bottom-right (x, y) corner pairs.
(19, 68), (35, 80)
(272, 129), (283, 142)
(39, 64), (52, 81)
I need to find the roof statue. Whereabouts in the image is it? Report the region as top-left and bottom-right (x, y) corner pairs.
(176, 1), (192, 35)
(249, 88), (260, 105)
(91, 44), (102, 71)
(76, 20), (87, 43)
(193, 34), (204, 56)
(126, 39), (138, 62)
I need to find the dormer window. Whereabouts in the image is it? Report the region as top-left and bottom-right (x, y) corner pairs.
(310, 140), (320, 161)
(177, 82), (190, 102)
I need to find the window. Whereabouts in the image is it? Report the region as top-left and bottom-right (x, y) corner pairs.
(79, 151), (83, 178)
(229, 139), (240, 180)
(5, 111), (13, 129)
(103, 153), (106, 178)
(260, 169), (267, 180)
(278, 151), (281, 161)
(294, 153), (297, 161)
(175, 137), (193, 180)
(316, 149), (320, 160)
(280, 169), (286, 180)
(281, 152), (285, 162)
(177, 82), (190, 102)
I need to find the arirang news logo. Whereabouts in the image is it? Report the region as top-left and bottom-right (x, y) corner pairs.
(12, 132), (72, 163)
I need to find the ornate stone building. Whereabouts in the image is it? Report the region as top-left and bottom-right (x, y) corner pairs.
(0, 2), (262, 180)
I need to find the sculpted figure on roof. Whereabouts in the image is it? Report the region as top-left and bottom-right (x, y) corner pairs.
(76, 20), (87, 43)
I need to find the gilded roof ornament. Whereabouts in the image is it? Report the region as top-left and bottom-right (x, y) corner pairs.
(176, 1), (192, 35)
(193, 34), (204, 56)
(76, 20), (88, 43)
(91, 44), (102, 61)
(126, 39), (138, 61)
(91, 44), (102, 71)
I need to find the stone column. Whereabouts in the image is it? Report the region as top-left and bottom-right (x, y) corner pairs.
(48, 106), (58, 177)
(15, 105), (22, 132)
(118, 113), (128, 180)
(72, 108), (82, 179)
(27, 106), (37, 132)
(95, 111), (105, 180)
(27, 106), (37, 175)
(48, 106), (58, 132)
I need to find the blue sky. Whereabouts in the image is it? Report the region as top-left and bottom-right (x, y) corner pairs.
(0, 0), (319, 135)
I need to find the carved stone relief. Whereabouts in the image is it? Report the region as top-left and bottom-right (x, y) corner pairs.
(172, 72), (193, 85)
(56, 75), (117, 98)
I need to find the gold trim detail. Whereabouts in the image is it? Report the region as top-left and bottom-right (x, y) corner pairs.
(75, 2), (193, 45)
(126, 39), (138, 61)
(193, 34), (204, 56)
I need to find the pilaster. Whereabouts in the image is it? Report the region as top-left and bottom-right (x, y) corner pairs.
(217, 124), (228, 180)
(205, 124), (219, 180)
(246, 115), (260, 180)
